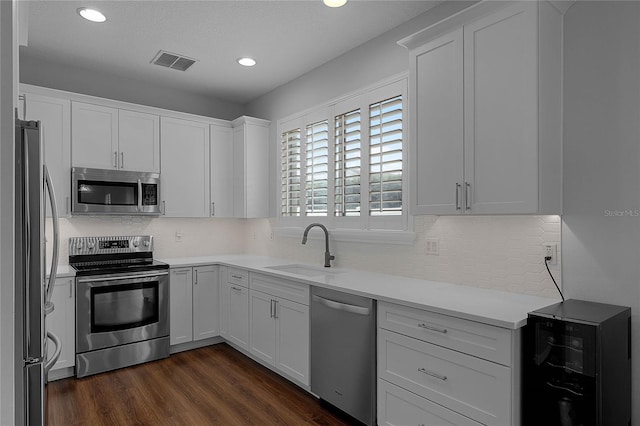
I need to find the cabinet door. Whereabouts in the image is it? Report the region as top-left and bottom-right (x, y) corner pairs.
(411, 28), (464, 215)
(71, 102), (119, 170)
(463, 3), (538, 214)
(23, 93), (71, 217)
(210, 124), (234, 217)
(249, 290), (277, 366)
(275, 297), (309, 386)
(170, 268), (193, 345)
(118, 109), (160, 173)
(161, 117), (210, 217)
(227, 284), (249, 350)
(192, 265), (219, 341)
(46, 277), (75, 371)
(243, 123), (270, 218)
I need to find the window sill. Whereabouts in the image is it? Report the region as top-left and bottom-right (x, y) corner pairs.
(273, 226), (416, 245)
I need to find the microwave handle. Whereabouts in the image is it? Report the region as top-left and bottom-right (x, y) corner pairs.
(137, 179), (142, 212)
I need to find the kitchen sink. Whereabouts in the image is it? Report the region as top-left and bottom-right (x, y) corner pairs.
(265, 264), (342, 277)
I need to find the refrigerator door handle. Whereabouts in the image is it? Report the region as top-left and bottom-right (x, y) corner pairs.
(23, 126), (34, 352)
(44, 163), (59, 307)
(44, 331), (62, 375)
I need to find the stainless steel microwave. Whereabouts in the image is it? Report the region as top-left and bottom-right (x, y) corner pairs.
(71, 167), (161, 215)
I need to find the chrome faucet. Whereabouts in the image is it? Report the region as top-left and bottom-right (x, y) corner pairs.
(301, 223), (335, 267)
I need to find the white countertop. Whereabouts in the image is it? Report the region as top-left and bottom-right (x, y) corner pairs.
(160, 255), (558, 329)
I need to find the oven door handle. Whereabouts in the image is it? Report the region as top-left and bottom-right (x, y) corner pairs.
(77, 270), (169, 283)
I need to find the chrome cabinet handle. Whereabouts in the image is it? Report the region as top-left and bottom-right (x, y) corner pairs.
(270, 299), (275, 318)
(120, 152), (124, 169)
(69, 279), (73, 298)
(194, 270), (198, 285)
(417, 323), (448, 334)
(231, 286), (243, 291)
(162, 200), (166, 215)
(455, 183), (461, 210)
(231, 275), (243, 280)
(465, 182), (471, 210)
(211, 202), (215, 216)
(66, 196), (70, 216)
(273, 300), (278, 319)
(418, 367), (447, 381)
(113, 151), (118, 168)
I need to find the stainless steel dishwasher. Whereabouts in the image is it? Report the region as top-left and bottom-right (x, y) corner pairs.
(311, 286), (376, 426)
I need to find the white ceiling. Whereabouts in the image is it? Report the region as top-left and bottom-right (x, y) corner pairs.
(24, 0), (439, 105)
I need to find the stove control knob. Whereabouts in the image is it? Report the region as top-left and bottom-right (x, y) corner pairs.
(75, 241), (83, 251)
(132, 240), (139, 248)
(87, 241), (95, 250)
(143, 240), (150, 247)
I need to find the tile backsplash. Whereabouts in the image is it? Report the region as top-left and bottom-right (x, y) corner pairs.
(49, 214), (561, 298)
(244, 215), (562, 298)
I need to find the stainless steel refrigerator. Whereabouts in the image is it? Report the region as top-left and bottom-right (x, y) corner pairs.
(14, 117), (61, 426)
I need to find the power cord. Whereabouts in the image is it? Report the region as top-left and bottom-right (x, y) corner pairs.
(545, 256), (565, 302)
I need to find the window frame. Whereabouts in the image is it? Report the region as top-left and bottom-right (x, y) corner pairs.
(276, 76), (412, 240)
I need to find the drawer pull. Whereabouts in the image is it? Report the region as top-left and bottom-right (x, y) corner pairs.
(231, 286), (243, 291)
(231, 275), (243, 279)
(417, 367), (447, 381)
(417, 323), (448, 334)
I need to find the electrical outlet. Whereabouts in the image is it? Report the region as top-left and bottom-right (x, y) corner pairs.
(425, 238), (439, 256)
(270, 231), (274, 240)
(544, 244), (557, 265)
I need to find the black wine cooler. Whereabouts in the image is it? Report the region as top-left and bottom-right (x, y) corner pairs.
(523, 299), (631, 426)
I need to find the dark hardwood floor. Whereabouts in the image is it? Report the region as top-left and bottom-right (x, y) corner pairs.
(47, 343), (358, 425)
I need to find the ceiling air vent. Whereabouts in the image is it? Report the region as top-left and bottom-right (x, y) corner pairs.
(151, 50), (197, 72)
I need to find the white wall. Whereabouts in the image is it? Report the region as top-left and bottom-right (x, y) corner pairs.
(245, 215), (563, 298)
(562, 2), (640, 424)
(0, 0), (18, 423)
(19, 53), (244, 120)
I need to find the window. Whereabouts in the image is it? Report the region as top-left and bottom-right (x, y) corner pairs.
(281, 128), (301, 216)
(305, 120), (329, 216)
(334, 109), (361, 216)
(278, 79), (408, 233)
(369, 95), (403, 216)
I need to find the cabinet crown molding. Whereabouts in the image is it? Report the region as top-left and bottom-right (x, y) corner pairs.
(232, 115), (271, 128)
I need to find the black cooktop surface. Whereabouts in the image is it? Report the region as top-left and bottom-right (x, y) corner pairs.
(71, 259), (169, 277)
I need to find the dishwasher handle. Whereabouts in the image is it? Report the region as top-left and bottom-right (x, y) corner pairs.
(312, 294), (370, 316)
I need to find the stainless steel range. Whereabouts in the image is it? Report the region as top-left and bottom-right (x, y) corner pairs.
(69, 235), (169, 378)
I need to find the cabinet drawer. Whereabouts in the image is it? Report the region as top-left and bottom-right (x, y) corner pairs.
(378, 379), (482, 426)
(227, 267), (248, 287)
(250, 273), (309, 306)
(378, 301), (512, 365)
(378, 329), (511, 426)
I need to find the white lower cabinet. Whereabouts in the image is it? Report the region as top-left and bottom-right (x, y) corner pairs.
(378, 301), (519, 426)
(170, 265), (219, 346)
(249, 273), (309, 386)
(378, 379), (482, 426)
(219, 267), (250, 350)
(46, 277), (75, 373)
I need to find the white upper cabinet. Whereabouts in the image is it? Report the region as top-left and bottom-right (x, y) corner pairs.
(71, 102), (118, 170)
(118, 109), (160, 173)
(400, 1), (563, 215)
(209, 124), (234, 217)
(21, 92), (71, 217)
(71, 102), (160, 172)
(160, 116), (210, 217)
(232, 116), (270, 218)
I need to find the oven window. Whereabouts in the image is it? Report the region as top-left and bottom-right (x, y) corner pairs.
(91, 282), (159, 333)
(78, 180), (137, 206)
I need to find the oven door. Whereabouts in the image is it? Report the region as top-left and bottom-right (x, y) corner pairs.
(76, 270), (169, 353)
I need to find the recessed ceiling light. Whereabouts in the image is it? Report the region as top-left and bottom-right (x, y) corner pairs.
(77, 8), (106, 23)
(237, 57), (256, 67)
(323, 0), (347, 7)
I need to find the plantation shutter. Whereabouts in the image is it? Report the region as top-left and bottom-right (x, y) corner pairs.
(281, 128), (301, 216)
(369, 95), (403, 216)
(334, 109), (362, 216)
(305, 120), (329, 216)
